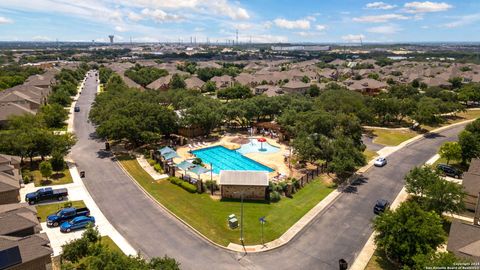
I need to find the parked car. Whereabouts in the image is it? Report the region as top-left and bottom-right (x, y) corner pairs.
(60, 216), (95, 233)
(74, 106), (80, 112)
(436, 164), (462, 178)
(25, 188), (68, 205)
(46, 207), (90, 227)
(374, 199), (390, 214)
(374, 157), (387, 167)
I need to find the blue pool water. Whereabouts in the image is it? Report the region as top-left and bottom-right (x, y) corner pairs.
(237, 139), (280, 155)
(192, 145), (273, 174)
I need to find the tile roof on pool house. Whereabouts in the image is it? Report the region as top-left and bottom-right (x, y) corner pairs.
(219, 171), (269, 186)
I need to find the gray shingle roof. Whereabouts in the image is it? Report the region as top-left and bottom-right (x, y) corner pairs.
(219, 171), (269, 186)
(447, 220), (480, 262)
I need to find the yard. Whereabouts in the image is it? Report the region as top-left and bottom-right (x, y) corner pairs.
(22, 161), (73, 187)
(364, 149), (378, 162)
(424, 109), (480, 131)
(368, 128), (418, 146)
(101, 236), (122, 253)
(35, 200), (86, 222)
(118, 155), (335, 246)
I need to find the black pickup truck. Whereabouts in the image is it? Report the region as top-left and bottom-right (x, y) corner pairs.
(46, 207), (90, 227)
(25, 187), (68, 205)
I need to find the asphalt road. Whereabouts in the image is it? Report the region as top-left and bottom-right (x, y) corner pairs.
(70, 72), (466, 270)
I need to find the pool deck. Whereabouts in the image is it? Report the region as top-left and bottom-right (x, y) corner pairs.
(174, 135), (291, 181)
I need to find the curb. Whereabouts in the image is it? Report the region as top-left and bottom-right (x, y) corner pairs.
(113, 156), (236, 254)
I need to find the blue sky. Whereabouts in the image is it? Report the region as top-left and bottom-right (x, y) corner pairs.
(0, 1), (478, 43)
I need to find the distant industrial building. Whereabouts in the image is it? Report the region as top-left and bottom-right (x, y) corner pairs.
(271, 45), (331, 52)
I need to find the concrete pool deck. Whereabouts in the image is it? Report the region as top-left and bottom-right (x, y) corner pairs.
(174, 135), (291, 180)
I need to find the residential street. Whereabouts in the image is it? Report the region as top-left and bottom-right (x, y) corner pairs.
(70, 73), (466, 270)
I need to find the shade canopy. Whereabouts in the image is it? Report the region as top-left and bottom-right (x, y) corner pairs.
(257, 138), (267, 143)
(188, 165), (210, 176)
(176, 160), (195, 171)
(162, 151), (179, 160)
(159, 146), (175, 155)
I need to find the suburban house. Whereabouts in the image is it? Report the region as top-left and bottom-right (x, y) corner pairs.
(211, 75), (234, 89)
(447, 220), (480, 262)
(146, 75), (173, 90)
(219, 171), (269, 200)
(281, 81), (310, 94)
(461, 158), (480, 211)
(0, 154), (21, 204)
(185, 76), (205, 90)
(254, 85), (283, 97)
(0, 203), (52, 270)
(344, 78), (388, 95)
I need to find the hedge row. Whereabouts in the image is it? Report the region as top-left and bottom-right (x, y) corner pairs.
(168, 177), (197, 193)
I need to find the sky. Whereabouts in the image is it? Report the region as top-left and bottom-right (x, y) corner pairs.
(0, 0), (479, 43)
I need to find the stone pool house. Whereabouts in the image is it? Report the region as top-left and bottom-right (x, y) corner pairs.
(219, 171), (269, 200)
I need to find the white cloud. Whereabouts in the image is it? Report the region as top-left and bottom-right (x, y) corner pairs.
(235, 23), (254, 30)
(296, 31), (325, 37)
(115, 25), (127, 32)
(404, 1), (453, 13)
(315, 24), (327, 31)
(32, 35), (51, 41)
(0, 16), (13, 24)
(367, 24), (402, 34)
(274, 18), (310, 30)
(141, 8), (182, 22)
(342, 34), (365, 42)
(353, 14), (409, 23)
(442, 13), (480, 28)
(365, 2), (397, 10)
(127, 11), (142, 21)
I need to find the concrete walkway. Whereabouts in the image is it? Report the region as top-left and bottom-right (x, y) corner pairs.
(20, 162), (137, 256)
(136, 155), (169, 181)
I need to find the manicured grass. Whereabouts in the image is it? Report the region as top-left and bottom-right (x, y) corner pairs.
(365, 251), (398, 270)
(101, 236), (122, 253)
(424, 109), (480, 131)
(364, 149), (378, 162)
(118, 155), (335, 246)
(370, 128), (417, 146)
(23, 161), (73, 187)
(35, 200), (86, 222)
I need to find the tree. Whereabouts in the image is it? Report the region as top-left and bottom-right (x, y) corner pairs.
(202, 80), (216, 92)
(39, 161), (53, 180)
(459, 130), (480, 163)
(412, 251), (468, 269)
(39, 104), (68, 128)
(170, 74), (186, 89)
(328, 136), (366, 181)
(50, 150), (65, 174)
(373, 201), (445, 268)
(448, 77), (463, 89)
(301, 75), (310, 83)
(405, 166), (465, 215)
(306, 84), (320, 97)
(439, 142), (462, 164)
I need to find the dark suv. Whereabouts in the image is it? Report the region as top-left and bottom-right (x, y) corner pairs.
(374, 199), (390, 215)
(436, 164), (462, 178)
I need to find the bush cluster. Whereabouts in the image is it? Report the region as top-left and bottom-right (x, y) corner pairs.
(169, 177), (197, 193)
(153, 163), (163, 173)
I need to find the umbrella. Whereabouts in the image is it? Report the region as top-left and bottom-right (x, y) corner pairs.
(257, 138), (267, 151)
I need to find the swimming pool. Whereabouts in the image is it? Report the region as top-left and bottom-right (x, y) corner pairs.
(237, 138), (280, 155)
(192, 145), (273, 174)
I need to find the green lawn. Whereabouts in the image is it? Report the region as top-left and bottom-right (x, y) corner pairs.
(35, 200), (86, 222)
(424, 109), (480, 131)
(118, 155), (335, 246)
(364, 149), (378, 162)
(365, 251), (398, 270)
(433, 151), (469, 172)
(370, 128), (418, 146)
(101, 236), (122, 253)
(23, 161), (73, 187)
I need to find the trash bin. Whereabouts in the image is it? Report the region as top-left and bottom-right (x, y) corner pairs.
(339, 259), (348, 270)
(105, 142), (110, 151)
(229, 217), (238, 229)
(80, 171), (85, 178)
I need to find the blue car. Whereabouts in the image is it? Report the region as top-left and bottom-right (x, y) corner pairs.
(60, 216), (95, 233)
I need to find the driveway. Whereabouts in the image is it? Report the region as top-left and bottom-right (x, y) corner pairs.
(70, 73), (467, 270)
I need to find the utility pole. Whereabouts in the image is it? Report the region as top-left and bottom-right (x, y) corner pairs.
(259, 217), (266, 246)
(240, 192), (244, 243)
(236, 29), (239, 46)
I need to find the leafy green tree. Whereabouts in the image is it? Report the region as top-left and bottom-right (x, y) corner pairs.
(301, 75), (310, 83)
(373, 201), (446, 268)
(39, 161), (53, 180)
(170, 74), (186, 89)
(306, 84), (320, 97)
(329, 136), (366, 180)
(449, 77), (463, 89)
(412, 251), (468, 269)
(50, 150), (65, 174)
(405, 166), (438, 197)
(368, 73), (380, 80)
(39, 104), (68, 128)
(217, 84), (252, 100)
(459, 130), (480, 163)
(439, 142), (462, 164)
(202, 80), (216, 93)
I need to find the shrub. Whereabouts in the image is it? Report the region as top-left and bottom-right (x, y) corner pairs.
(168, 177), (197, 193)
(278, 182), (288, 193)
(22, 169), (32, 184)
(270, 191), (281, 202)
(205, 180), (218, 191)
(153, 164), (163, 173)
(147, 159), (156, 166)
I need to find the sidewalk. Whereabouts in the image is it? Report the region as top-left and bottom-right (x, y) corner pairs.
(350, 152), (463, 269)
(136, 155), (169, 181)
(21, 162), (137, 256)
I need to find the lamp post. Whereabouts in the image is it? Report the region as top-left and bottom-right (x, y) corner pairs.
(210, 163), (214, 195)
(259, 216), (266, 246)
(234, 191), (245, 243)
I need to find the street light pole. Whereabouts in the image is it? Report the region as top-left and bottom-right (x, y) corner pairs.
(210, 163), (214, 195)
(240, 192), (244, 243)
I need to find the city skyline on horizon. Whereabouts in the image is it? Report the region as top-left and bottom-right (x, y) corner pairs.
(0, 1), (479, 43)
